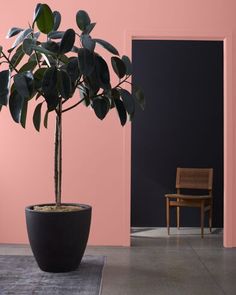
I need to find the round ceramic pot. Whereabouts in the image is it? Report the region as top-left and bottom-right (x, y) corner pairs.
(25, 203), (92, 273)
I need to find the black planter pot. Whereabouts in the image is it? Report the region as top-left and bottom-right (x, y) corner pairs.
(25, 203), (92, 273)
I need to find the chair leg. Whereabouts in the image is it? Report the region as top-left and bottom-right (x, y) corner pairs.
(177, 204), (180, 230)
(201, 200), (204, 238)
(166, 198), (170, 235)
(209, 200), (213, 233)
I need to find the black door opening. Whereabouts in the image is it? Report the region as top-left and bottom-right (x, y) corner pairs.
(131, 40), (223, 228)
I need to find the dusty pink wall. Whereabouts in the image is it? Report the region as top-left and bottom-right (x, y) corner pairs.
(0, 0), (236, 246)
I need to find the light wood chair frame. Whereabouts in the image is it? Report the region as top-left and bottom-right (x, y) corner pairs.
(165, 168), (213, 238)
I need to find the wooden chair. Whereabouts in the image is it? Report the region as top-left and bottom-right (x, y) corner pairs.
(165, 168), (213, 238)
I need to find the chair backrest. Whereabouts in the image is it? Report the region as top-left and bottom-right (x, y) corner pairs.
(176, 168), (213, 191)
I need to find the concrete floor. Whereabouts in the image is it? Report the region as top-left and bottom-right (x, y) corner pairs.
(0, 228), (236, 295)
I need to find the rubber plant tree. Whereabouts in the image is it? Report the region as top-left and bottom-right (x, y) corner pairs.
(0, 3), (145, 209)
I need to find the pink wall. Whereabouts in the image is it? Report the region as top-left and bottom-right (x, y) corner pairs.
(0, 0), (236, 246)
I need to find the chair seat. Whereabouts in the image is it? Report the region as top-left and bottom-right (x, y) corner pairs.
(165, 194), (211, 200)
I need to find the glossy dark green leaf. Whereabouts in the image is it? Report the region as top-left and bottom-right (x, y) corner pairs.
(94, 39), (119, 56)
(14, 71), (34, 99)
(81, 34), (95, 51)
(9, 91), (24, 123)
(6, 27), (23, 38)
(45, 94), (60, 111)
(42, 41), (59, 53)
(10, 46), (25, 69)
(34, 31), (41, 39)
(53, 11), (61, 31)
(109, 88), (120, 108)
(119, 88), (135, 115)
(85, 72), (100, 96)
(31, 45), (56, 56)
(0, 70), (10, 106)
(93, 97), (110, 120)
(33, 102), (43, 131)
(20, 100), (28, 128)
(19, 60), (37, 73)
(76, 10), (91, 31)
(59, 29), (75, 54)
(134, 85), (145, 110)
(48, 30), (64, 39)
(111, 57), (126, 79)
(0, 46), (2, 55)
(44, 109), (49, 128)
(33, 3), (42, 26)
(66, 57), (80, 82)
(42, 66), (57, 95)
(9, 28), (33, 52)
(34, 67), (47, 84)
(122, 55), (132, 75)
(36, 4), (54, 34)
(95, 55), (110, 90)
(28, 52), (42, 63)
(78, 48), (95, 76)
(84, 22), (96, 34)
(22, 38), (36, 55)
(71, 46), (79, 53)
(57, 70), (71, 99)
(114, 99), (127, 126)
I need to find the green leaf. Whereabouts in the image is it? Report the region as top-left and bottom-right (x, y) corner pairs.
(31, 45), (56, 56)
(14, 71), (34, 99)
(57, 70), (71, 99)
(81, 34), (95, 51)
(43, 110), (49, 128)
(53, 11), (61, 31)
(84, 22), (96, 34)
(36, 4), (54, 34)
(10, 46), (25, 69)
(48, 30), (64, 39)
(94, 39), (119, 56)
(93, 97), (110, 120)
(76, 10), (91, 31)
(134, 85), (145, 110)
(22, 38), (36, 55)
(114, 99), (127, 126)
(66, 57), (80, 82)
(6, 27), (23, 38)
(111, 57), (126, 79)
(42, 66), (57, 95)
(0, 70), (10, 106)
(119, 89), (135, 115)
(59, 29), (75, 54)
(0, 46), (2, 55)
(45, 94), (60, 111)
(33, 102), (43, 131)
(33, 3), (42, 25)
(9, 91), (24, 123)
(28, 52), (42, 63)
(20, 100), (28, 128)
(9, 28), (33, 52)
(19, 60), (37, 73)
(94, 55), (110, 90)
(42, 41), (59, 53)
(34, 67), (47, 89)
(122, 55), (132, 75)
(78, 48), (95, 76)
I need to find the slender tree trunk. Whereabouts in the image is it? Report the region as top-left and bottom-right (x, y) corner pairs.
(54, 100), (62, 207)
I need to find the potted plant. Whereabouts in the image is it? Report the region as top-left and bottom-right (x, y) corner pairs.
(0, 3), (145, 272)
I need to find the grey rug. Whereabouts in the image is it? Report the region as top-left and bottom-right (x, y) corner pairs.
(0, 255), (105, 295)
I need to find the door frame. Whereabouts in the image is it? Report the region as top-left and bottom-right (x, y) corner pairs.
(122, 29), (233, 247)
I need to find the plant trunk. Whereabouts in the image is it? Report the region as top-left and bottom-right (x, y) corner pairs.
(55, 100), (62, 207)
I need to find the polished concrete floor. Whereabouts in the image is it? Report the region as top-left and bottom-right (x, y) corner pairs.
(0, 228), (236, 295)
